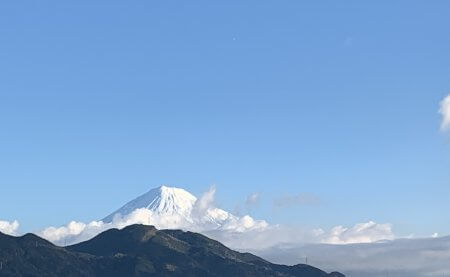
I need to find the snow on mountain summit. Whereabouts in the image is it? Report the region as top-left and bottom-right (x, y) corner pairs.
(103, 185), (197, 223)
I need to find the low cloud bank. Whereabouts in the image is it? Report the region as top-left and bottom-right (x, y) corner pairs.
(203, 220), (394, 251)
(38, 207), (270, 246)
(255, 236), (450, 277)
(322, 221), (394, 244)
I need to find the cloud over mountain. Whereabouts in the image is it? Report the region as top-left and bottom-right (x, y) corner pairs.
(0, 219), (19, 235)
(35, 186), (394, 250)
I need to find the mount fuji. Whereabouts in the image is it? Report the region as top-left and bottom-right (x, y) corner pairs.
(102, 185), (264, 232)
(103, 186), (198, 223)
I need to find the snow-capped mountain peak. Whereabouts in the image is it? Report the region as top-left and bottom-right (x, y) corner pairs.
(102, 185), (268, 234)
(103, 185), (197, 222)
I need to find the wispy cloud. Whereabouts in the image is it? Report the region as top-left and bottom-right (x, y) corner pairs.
(273, 193), (320, 208)
(191, 185), (217, 217)
(246, 192), (260, 206)
(439, 94), (450, 130)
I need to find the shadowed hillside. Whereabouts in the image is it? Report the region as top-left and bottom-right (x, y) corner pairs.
(0, 225), (344, 277)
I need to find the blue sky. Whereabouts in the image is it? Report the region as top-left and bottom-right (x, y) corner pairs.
(1, 1), (450, 237)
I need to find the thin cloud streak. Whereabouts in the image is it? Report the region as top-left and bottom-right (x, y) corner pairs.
(439, 94), (450, 130)
(273, 193), (320, 208)
(246, 192), (260, 206)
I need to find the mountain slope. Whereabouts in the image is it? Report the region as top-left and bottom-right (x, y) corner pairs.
(0, 225), (345, 277)
(69, 224), (345, 277)
(0, 231), (97, 276)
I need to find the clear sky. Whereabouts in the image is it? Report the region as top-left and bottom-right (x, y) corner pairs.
(1, 1), (450, 237)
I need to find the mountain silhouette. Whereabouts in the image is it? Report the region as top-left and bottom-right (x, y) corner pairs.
(0, 224), (344, 277)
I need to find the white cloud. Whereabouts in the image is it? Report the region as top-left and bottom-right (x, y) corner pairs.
(191, 185), (216, 218)
(0, 219), (19, 235)
(205, 224), (318, 250)
(203, 221), (395, 251)
(322, 221), (394, 244)
(39, 209), (196, 246)
(439, 94), (450, 130)
(39, 220), (106, 245)
(221, 215), (268, 233)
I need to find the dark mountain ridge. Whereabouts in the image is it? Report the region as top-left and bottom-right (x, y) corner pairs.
(0, 224), (344, 277)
